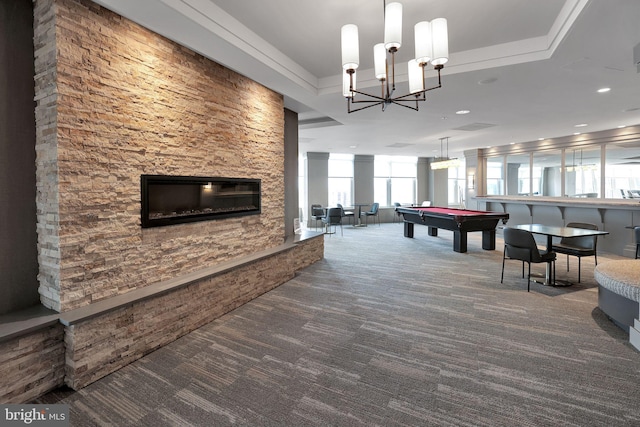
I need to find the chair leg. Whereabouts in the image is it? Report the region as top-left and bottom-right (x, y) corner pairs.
(566, 254), (570, 272)
(501, 251), (506, 283)
(577, 257), (581, 283)
(527, 262), (531, 292)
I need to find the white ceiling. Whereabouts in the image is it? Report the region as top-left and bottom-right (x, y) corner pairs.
(93, 0), (640, 159)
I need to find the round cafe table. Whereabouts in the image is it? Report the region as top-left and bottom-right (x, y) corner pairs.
(350, 203), (370, 227)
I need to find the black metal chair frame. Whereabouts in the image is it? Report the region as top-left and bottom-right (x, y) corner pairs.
(501, 228), (556, 292)
(551, 222), (598, 283)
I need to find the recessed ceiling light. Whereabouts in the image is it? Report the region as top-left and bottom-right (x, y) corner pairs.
(509, 142), (515, 145)
(597, 87), (611, 93)
(349, 145), (357, 148)
(618, 125), (627, 128)
(574, 132), (581, 135)
(456, 110), (470, 115)
(538, 138), (545, 141)
(574, 123), (588, 127)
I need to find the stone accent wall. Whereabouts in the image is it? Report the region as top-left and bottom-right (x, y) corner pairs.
(65, 237), (323, 390)
(0, 325), (65, 403)
(34, 0), (286, 312)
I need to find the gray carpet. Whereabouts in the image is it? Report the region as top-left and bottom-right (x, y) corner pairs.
(37, 223), (640, 426)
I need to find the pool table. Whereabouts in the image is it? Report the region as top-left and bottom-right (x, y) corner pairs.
(397, 206), (509, 253)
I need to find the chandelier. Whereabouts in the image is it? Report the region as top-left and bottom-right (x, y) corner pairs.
(341, 1), (449, 113)
(431, 137), (460, 170)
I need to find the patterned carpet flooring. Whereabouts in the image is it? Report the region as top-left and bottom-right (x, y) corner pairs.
(38, 223), (640, 426)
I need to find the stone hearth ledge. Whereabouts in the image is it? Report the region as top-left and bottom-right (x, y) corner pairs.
(0, 231), (323, 338)
(60, 231), (323, 327)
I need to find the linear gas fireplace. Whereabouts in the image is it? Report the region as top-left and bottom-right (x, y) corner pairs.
(141, 175), (261, 228)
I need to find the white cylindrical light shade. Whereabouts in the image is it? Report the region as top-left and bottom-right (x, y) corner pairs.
(374, 43), (387, 80)
(431, 18), (449, 65)
(384, 2), (402, 50)
(343, 71), (355, 98)
(341, 24), (360, 70)
(408, 60), (423, 94)
(414, 21), (432, 65)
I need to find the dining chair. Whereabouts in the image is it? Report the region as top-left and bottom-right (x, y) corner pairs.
(501, 228), (556, 291)
(361, 202), (380, 226)
(322, 207), (343, 236)
(337, 203), (354, 225)
(635, 227), (640, 259)
(310, 204), (325, 231)
(551, 222), (598, 282)
(393, 202), (401, 223)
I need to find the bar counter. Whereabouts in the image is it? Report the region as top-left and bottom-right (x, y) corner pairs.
(470, 196), (640, 257)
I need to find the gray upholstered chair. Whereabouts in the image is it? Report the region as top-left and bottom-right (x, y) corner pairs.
(310, 204), (325, 231)
(322, 207), (343, 236)
(551, 222), (598, 282)
(393, 202), (402, 223)
(337, 203), (354, 225)
(501, 228), (556, 291)
(635, 227), (640, 259)
(361, 202), (380, 226)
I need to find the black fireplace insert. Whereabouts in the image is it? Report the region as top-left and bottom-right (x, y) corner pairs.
(141, 175), (261, 228)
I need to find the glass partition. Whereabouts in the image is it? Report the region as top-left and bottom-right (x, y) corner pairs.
(486, 156), (504, 195)
(605, 141), (640, 198)
(506, 153), (531, 195)
(565, 146), (601, 198)
(480, 135), (640, 199)
(532, 149), (562, 196)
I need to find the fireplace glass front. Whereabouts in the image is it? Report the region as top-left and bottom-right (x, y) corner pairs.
(141, 175), (261, 228)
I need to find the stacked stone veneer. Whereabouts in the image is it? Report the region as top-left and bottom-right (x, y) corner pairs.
(65, 236), (323, 389)
(34, 0), (288, 312)
(0, 325), (65, 403)
(17, 0), (324, 398)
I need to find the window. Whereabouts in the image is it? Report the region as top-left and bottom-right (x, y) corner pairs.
(565, 147), (601, 198)
(506, 154), (530, 195)
(486, 157), (504, 195)
(374, 156), (417, 206)
(298, 154), (306, 221)
(328, 153), (353, 207)
(605, 143), (640, 198)
(448, 161), (466, 206)
(533, 149), (562, 196)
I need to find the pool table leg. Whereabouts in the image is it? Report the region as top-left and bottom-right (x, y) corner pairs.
(427, 226), (438, 237)
(453, 231), (467, 253)
(403, 222), (414, 238)
(482, 230), (496, 250)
